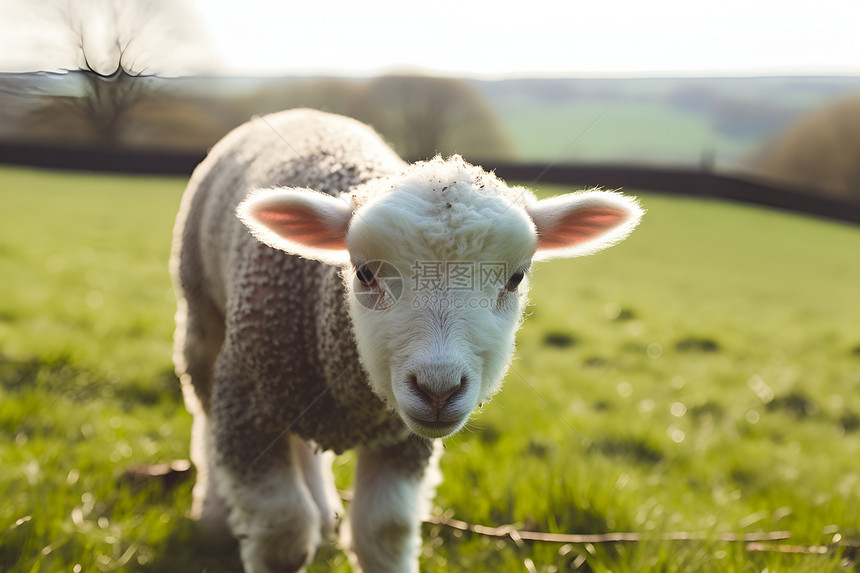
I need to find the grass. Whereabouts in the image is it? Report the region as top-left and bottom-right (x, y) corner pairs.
(1, 165), (859, 572)
(496, 101), (759, 165)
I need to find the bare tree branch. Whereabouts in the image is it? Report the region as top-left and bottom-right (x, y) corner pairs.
(44, 0), (170, 143)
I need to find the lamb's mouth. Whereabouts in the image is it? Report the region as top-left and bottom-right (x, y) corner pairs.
(403, 415), (464, 439)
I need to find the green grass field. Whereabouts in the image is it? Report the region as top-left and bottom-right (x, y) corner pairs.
(2, 165), (859, 572)
(497, 101), (758, 165)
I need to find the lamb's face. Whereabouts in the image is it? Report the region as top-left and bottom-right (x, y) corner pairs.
(238, 156), (643, 441)
(344, 181), (538, 438)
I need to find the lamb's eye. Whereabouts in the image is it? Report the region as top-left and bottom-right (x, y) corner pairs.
(505, 269), (525, 292)
(356, 264), (377, 288)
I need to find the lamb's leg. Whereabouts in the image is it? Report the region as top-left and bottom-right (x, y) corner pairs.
(219, 456), (321, 573)
(347, 437), (441, 573)
(291, 436), (343, 541)
(173, 296), (228, 533)
(211, 351), (321, 573)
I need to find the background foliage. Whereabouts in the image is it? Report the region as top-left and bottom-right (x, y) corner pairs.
(751, 96), (860, 199)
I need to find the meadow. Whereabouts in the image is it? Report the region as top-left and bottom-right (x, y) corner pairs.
(1, 165), (859, 572)
(496, 101), (759, 165)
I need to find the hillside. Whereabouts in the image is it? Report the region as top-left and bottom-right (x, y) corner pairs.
(467, 76), (860, 166)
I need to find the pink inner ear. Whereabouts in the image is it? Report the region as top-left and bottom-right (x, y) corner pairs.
(253, 204), (346, 250)
(539, 207), (626, 250)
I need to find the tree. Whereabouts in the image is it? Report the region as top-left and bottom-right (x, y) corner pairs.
(30, 0), (214, 145)
(750, 96), (860, 199)
(359, 75), (514, 161)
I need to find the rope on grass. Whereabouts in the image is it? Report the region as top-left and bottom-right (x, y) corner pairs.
(424, 512), (792, 544)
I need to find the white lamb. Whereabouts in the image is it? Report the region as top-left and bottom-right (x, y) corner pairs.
(170, 108), (642, 573)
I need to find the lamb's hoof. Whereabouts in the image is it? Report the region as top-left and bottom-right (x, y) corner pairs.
(239, 533), (316, 573)
(266, 551), (309, 573)
(320, 509), (342, 541)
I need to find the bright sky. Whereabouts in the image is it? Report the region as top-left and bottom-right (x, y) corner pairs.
(190, 0), (860, 77)
(2, 0), (859, 77)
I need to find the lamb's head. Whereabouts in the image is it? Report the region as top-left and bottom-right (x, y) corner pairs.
(238, 156), (643, 439)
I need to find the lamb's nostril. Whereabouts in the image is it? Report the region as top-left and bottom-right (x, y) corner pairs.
(408, 373), (463, 412)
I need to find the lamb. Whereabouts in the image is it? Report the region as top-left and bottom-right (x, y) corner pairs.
(170, 108), (643, 573)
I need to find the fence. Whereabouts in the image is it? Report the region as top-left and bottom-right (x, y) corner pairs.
(2, 141), (858, 224)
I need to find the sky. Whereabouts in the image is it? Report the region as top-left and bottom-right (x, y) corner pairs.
(2, 0), (859, 77)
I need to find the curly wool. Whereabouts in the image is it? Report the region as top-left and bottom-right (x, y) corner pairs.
(172, 109), (417, 460)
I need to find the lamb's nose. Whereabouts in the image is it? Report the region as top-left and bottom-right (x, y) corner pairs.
(407, 372), (466, 420)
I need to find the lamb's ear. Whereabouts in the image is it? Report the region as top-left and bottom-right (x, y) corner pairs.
(526, 190), (644, 261)
(237, 187), (354, 266)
